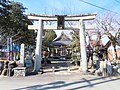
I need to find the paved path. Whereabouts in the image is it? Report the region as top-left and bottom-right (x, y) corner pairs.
(0, 71), (120, 90)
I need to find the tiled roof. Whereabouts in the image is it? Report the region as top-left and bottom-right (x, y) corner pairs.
(50, 32), (72, 46)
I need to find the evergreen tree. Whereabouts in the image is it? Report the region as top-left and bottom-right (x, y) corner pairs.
(0, 1), (35, 45)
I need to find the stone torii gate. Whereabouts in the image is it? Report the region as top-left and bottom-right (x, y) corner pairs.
(27, 13), (96, 73)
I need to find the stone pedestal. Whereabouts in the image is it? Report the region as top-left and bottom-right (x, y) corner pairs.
(13, 67), (27, 76)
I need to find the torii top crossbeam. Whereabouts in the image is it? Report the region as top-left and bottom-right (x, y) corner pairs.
(27, 13), (97, 30)
(27, 13), (97, 21)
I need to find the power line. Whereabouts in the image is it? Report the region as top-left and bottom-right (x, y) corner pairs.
(79, 0), (118, 14)
(114, 0), (120, 4)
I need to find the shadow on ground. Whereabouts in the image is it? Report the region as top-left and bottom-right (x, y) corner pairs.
(15, 76), (120, 90)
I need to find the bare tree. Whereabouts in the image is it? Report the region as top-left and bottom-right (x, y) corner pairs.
(95, 13), (120, 60)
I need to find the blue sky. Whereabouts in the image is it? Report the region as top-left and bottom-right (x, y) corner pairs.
(12, 0), (120, 15)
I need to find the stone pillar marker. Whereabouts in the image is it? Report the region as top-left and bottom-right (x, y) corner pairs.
(19, 43), (25, 66)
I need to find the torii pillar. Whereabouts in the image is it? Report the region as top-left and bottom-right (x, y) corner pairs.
(34, 19), (43, 72)
(79, 19), (87, 73)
